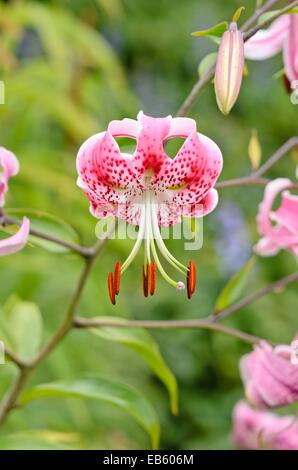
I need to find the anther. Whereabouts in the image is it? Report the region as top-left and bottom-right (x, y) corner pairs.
(108, 271), (116, 305)
(187, 260), (197, 299)
(113, 261), (121, 295)
(149, 262), (156, 296)
(143, 264), (149, 297)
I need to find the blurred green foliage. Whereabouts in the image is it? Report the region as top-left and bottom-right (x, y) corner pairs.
(0, 0), (297, 450)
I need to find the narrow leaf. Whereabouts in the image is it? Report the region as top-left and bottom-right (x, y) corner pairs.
(198, 52), (218, 78)
(215, 257), (256, 313)
(88, 318), (178, 414)
(192, 22), (228, 38)
(20, 377), (160, 449)
(232, 6), (245, 23)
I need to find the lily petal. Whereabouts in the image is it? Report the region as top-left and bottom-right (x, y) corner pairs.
(283, 14), (298, 82)
(0, 147), (20, 207)
(0, 217), (30, 256)
(245, 16), (289, 60)
(133, 111), (171, 178)
(233, 401), (298, 450)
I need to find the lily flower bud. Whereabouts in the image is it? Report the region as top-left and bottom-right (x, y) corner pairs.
(215, 22), (244, 115)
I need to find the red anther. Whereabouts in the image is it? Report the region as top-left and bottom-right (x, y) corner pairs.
(143, 264), (149, 297)
(149, 262), (156, 296)
(108, 272), (116, 305)
(113, 261), (121, 295)
(187, 260), (197, 299)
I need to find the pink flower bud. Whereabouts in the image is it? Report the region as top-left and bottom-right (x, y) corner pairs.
(214, 22), (244, 115)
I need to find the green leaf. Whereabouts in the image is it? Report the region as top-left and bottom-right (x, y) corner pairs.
(258, 9), (298, 24)
(20, 377), (160, 449)
(6, 208), (81, 253)
(0, 431), (76, 450)
(88, 317), (178, 414)
(198, 52), (218, 78)
(215, 257), (256, 313)
(192, 22), (228, 38)
(0, 296), (43, 358)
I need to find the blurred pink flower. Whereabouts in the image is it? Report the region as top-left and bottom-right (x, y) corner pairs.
(240, 340), (298, 408)
(233, 401), (298, 450)
(254, 177), (298, 259)
(245, 14), (298, 84)
(76, 112), (223, 302)
(0, 147), (30, 256)
(0, 146), (19, 207)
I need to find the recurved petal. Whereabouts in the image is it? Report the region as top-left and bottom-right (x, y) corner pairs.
(0, 147), (20, 206)
(245, 15), (289, 60)
(283, 14), (298, 82)
(0, 217), (30, 256)
(166, 133), (223, 209)
(256, 178), (292, 236)
(240, 342), (298, 408)
(132, 111), (172, 177)
(271, 191), (298, 234)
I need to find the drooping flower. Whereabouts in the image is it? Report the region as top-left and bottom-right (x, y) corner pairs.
(214, 22), (244, 115)
(0, 147), (30, 256)
(240, 339), (298, 408)
(233, 401), (298, 450)
(254, 177), (298, 260)
(76, 112), (223, 303)
(245, 14), (298, 85)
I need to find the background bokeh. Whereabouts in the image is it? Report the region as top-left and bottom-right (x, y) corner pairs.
(0, 0), (297, 450)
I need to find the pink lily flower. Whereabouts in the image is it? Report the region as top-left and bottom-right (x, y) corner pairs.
(0, 147), (30, 256)
(233, 401), (298, 450)
(245, 14), (298, 84)
(240, 339), (298, 408)
(76, 112), (223, 303)
(254, 177), (298, 259)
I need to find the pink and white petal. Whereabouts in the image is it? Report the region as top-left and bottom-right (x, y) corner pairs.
(169, 133), (223, 207)
(283, 15), (298, 82)
(181, 188), (219, 218)
(157, 201), (182, 227)
(77, 131), (142, 204)
(254, 235), (281, 256)
(132, 111), (172, 177)
(165, 117), (197, 138)
(0, 147), (20, 178)
(257, 178), (292, 235)
(0, 147), (20, 206)
(271, 191), (298, 234)
(152, 131), (201, 192)
(245, 16), (289, 60)
(0, 217), (30, 256)
(108, 118), (139, 137)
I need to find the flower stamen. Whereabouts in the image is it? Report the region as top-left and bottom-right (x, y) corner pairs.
(149, 261), (157, 296)
(113, 261), (121, 295)
(187, 260), (197, 299)
(108, 271), (116, 305)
